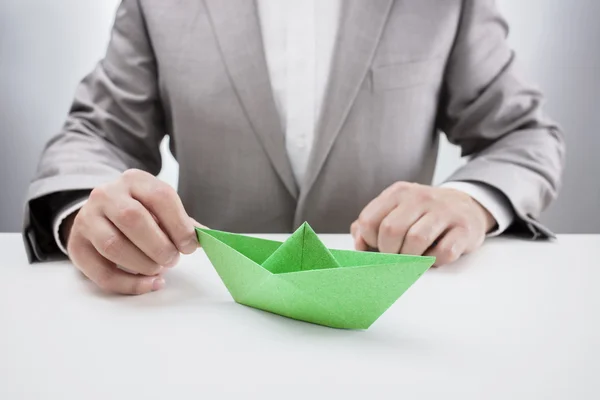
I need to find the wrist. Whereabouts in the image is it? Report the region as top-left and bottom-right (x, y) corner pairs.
(472, 200), (497, 233)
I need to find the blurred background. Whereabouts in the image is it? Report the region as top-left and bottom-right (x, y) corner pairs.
(1, 0), (599, 233)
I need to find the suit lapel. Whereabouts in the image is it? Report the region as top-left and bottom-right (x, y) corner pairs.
(204, 0), (298, 199)
(301, 0), (394, 195)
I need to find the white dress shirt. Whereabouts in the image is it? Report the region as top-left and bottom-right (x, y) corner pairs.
(257, 0), (340, 185)
(52, 0), (514, 254)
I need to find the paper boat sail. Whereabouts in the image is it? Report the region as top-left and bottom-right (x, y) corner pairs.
(196, 222), (434, 329)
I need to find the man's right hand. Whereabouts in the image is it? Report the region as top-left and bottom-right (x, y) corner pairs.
(64, 169), (200, 295)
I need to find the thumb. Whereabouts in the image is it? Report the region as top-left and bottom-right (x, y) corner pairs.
(190, 217), (208, 229)
(189, 217), (208, 249)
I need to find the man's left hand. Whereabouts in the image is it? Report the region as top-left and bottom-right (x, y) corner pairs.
(351, 182), (497, 266)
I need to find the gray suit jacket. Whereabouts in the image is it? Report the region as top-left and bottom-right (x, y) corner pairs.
(23, 0), (565, 262)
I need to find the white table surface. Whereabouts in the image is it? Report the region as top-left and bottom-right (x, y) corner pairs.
(0, 233), (598, 399)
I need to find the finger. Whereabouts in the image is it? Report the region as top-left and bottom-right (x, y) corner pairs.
(400, 212), (449, 256)
(70, 237), (165, 295)
(190, 217), (206, 249)
(102, 195), (181, 268)
(190, 217), (207, 229)
(425, 227), (469, 266)
(84, 216), (164, 276)
(351, 220), (359, 238)
(377, 204), (426, 254)
(123, 170), (197, 254)
(357, 182), (413, 247)
(357, 195), (397, 247)
(350, 221), (368, 251)
(354, 232), (369, 251)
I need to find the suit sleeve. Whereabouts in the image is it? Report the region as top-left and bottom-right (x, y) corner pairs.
(438, 0), (565, 239)
(23, 0), (166, 262)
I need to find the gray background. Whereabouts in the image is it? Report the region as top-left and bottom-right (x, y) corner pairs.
(1, 0), (598, 233)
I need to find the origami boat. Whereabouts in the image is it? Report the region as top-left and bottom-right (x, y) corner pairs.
(196, 222), (435, 329)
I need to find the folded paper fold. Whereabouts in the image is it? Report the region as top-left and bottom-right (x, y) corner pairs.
(197, 222), (435, 329)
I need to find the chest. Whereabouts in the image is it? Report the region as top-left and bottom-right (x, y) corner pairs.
(141, 0), (460, 114)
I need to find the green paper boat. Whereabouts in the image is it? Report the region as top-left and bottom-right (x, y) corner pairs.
(196, 222), (435, 329)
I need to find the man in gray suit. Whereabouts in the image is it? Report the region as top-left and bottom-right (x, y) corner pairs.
(24, 0), (564, 295)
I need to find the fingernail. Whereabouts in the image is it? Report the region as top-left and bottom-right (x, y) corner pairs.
(179, 237), (198, 252)
(164, 253), (179, 268)
(152, 277), (165, 291)
(182, 237), (195, 247)
(190, 217), (207, 229)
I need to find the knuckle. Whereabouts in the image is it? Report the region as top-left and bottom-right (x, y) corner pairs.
(389, 181), (410, 194)
(149, 183), (177, 204)
(380, 219), (400, 236)
(358, 213), (377, 231)
(115, 204), (143, 228)
(121, 168), (145, 182)
(89, 185), (108, 203)
(101, 234), (124, 260)
(417, 189), (434, 202)
(407, 229), (429, 245)
(438, 243), (459, 262)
